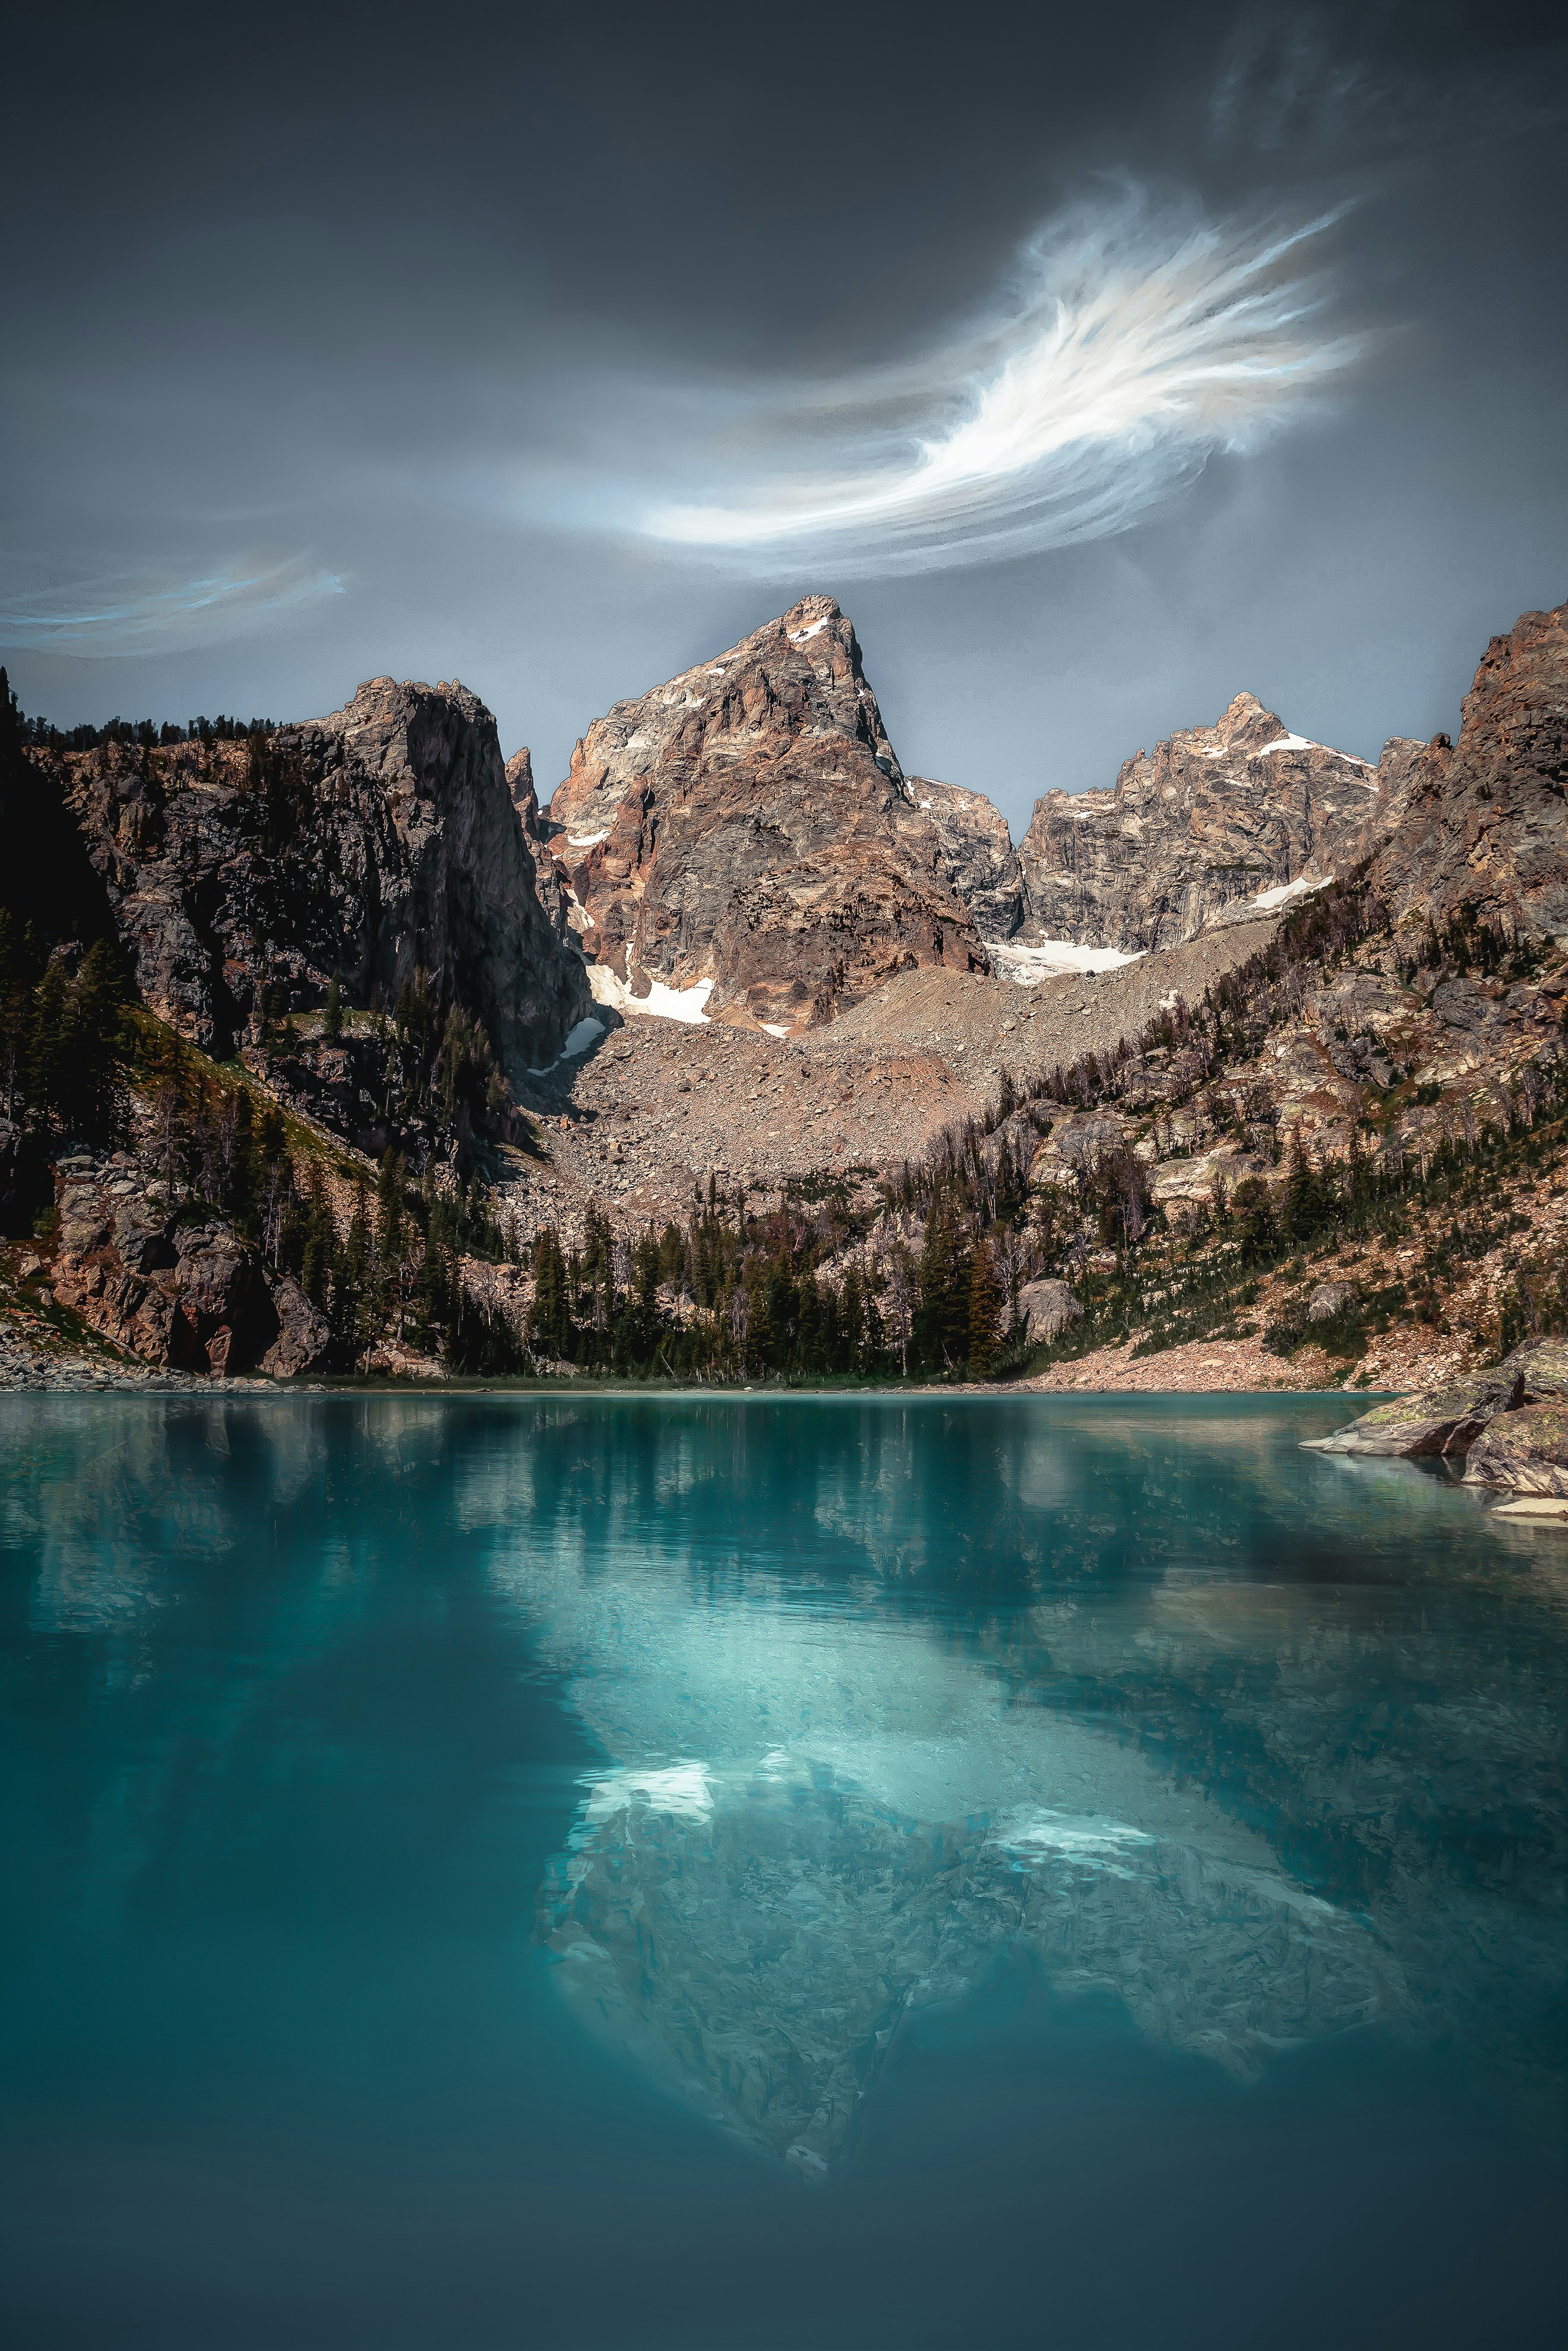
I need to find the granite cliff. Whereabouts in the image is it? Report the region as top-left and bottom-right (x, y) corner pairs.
(46, 677), (590, 1079)
(505, 745), (577, 952)
(1367, 599), (1568, 938)
(543, 596), (988, 1031)
(50, 1152), (328, 1378)
(908, 775), (1026, 937)
(1015, 690), (1399, 952)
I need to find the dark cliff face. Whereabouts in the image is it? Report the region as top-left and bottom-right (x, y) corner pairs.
(544, 595), (988, 1031)
(1367, 599), (1568, 937)
(505, 746), (578, 952)
(49, 677), (590, 1078)
(0, 669), (118, 950)
(1016, 692), (1389, 952)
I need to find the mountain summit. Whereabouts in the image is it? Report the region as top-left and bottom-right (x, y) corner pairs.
(542, 596), (987, 1031)
(1014, 688), (1410, 953)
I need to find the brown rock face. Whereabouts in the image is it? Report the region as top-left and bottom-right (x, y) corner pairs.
(545, 596), (988, 1030)
(50, 1161), (328, 1377)
(1016, 692), (1389, 951)
(50, 679), (590, 1079)
(1461, 1402), (1568, 1494)
(906, 777), (1026, 938)
(1367, 600), (1568, 938)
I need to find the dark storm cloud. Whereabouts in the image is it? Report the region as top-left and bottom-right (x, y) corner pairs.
(1, 3), (1563, 824)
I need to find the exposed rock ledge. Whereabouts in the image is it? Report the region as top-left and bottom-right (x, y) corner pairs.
(49, 1156), (328, 1378)
(1304, 1342), (1568, 1494)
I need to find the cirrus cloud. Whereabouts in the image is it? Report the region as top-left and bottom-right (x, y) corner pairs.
(627, 185), (1365, 575)
(0, 556), (344, 655)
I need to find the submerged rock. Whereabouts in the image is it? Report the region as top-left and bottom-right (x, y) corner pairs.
(540, 1748), (1402, 2179)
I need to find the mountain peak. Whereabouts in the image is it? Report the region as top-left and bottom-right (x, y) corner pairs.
(536, 605), (982, 1031)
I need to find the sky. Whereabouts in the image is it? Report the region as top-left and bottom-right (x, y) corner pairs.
(2, 1), (1564, 834)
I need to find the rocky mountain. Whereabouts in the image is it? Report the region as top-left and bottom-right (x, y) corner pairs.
(8, 590), (1568, 1405)
(46, 677), (590, 1079)
(543, 596), (987, 1032)
(906, 775), (1026, 937)
(1367, 599), (1568, 937)
(0, 666), (118, 949)
(1015, 691), (1399, 952)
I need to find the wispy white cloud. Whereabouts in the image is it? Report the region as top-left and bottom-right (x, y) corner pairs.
(621, 185), (1363, 576)
(0, 556), (343, 654)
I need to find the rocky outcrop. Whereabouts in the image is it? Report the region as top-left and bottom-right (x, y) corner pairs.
(906, 777), (1026, 938)
(1016, 692), (1392, 952)
(1028, 1109), (1133, 1187)
(1461, 1403), (1568, 1494)
(1149, 1145), (1277, 1230)
(1303, 1366), (1523, 1457)
(1503, 1338), (1568, 1400)
(545, 596), (988, 1031)
(1306, 1341), (1568, 1468)
(505, 746), (578, 951)
(49, 678), (590, 1079)
(1368, 599), (1568, 940)
(50, 1157), (328, 1377)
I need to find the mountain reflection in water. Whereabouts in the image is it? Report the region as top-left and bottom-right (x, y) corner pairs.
(2, 1391), (1564, 2350)
(498, 1401), (1564, 2175)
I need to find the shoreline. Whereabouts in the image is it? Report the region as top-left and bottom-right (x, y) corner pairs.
(0, 1367), (1389, 1402)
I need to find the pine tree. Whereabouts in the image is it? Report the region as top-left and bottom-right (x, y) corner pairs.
(63, 940), (126, 1141)
(26, 960), (68, 1129)
(1282, 1131), (1325, 1245)
(223, 1085), (259, 1234)
(336, 1183), (374, 1363)
(375, 1151), (410, 1337)
(916, 1193), (972, 1369)
(968, 1240), (1001, 1375)
(0, 908), (33, 1112)
(322, 973), (343, 1042)
(529, 1225), (570, 1359)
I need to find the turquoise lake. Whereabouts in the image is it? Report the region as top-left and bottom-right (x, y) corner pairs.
(1, 1391), (1564, 2349)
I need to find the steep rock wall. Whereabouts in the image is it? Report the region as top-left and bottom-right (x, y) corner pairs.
(1367, 599), (1568, 937)
(1017, 691), (1392, 951)
(545, 596), (987, 1030)
(50, 678), (590, 1078)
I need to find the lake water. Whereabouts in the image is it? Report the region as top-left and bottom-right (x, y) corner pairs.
(1, 1392), (1564, 2350)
